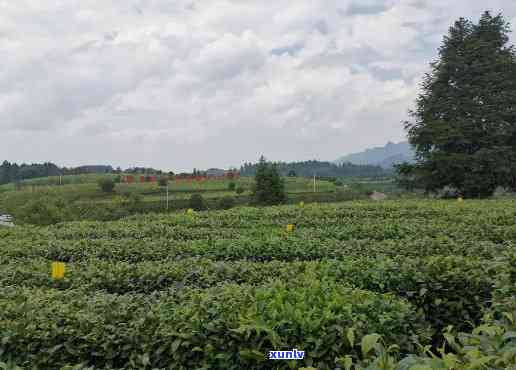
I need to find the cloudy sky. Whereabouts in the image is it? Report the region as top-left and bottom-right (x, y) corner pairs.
(1, 0), (515, 171)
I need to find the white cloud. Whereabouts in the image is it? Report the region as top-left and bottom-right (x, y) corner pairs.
(0, 0), (515, 170)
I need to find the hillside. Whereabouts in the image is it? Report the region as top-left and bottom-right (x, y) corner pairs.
(0, 174), (347, 225)
(335, 141), (414, 169)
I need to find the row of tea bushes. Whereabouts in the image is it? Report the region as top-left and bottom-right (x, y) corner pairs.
(0, 279), (430, 369)
(2, 311), (514, 370)
(0, 255), (499, 334)
(0, 234), (508, 263)
(4, 199), (516, 242)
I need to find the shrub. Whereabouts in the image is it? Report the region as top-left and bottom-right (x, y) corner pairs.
(325, 256), (495, 334)
(126, 193), (143, 212)
(189, 193), (206, 211)
(16, 198), (63, 226)
(228, 182), (236, 191)
(218, 196), (235, 210)
(97, 178), (116, 193)
(335, 187), (367, 201)
(235, 186), (245, 195)
(346, 315), (516, 370)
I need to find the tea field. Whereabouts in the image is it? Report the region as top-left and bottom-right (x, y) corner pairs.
(0, 200), (515, 369)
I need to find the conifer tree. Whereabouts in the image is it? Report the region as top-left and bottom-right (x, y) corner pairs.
(402, 12), (516, 197)
(252, 156), (287, 205)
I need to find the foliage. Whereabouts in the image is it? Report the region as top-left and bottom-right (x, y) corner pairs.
(0, 256), (495, 336)
(403, 12), (516, 198)
(394, 163), (418, 192)
(228, 181), (236, 191)
(189, 193), (206, 211)
(251, 156), (287, 205)
(236, 186), (245, 194)
(0, 161), (61, 185)
(217, 196), (235, 210)
(0, 280), (429, 369)
(97, 178), (116, 193)
(1, 200), (515, 368)
(15, 197), (64, 226)
(343, 308), (516, 369)
(0, 161), (116, 186)
(241, 159), (386, 179)
(335, 184), (369, 201)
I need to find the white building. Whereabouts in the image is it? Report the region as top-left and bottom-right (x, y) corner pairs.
(206, 168), (226, 177)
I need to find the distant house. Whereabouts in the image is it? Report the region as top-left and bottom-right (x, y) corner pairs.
(206, 168), (226, 177)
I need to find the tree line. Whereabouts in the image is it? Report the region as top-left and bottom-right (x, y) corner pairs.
(0, 161), (61, 185)
(240, 160), (386, 179)
(0, 161), (115, 185)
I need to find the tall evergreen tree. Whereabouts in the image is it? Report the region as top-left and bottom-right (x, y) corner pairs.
(403, 12), (516, 197)
(252, 156), (286, 205)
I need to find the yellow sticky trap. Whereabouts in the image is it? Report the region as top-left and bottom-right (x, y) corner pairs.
(286, 224), (295, 233)
(51, 262), (65, 280)
(299, 201), (305, 208)
(187, 208), (194, 214)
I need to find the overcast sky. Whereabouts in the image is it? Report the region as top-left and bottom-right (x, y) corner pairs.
(1, 1), (515, 171)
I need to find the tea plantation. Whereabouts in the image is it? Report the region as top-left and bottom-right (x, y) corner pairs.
(0, 200), (515, 369)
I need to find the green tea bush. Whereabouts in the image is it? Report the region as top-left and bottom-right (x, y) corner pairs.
(97, 178), (116, 193)
(326, 256), (496, 334)
(0, 279), (430, 369)
(0, 255), (498, 337)
(15, 197), (64, 226)
(335, 187), (368, 201)
(1, 199), (516, 369)
(189, 193), (206, 211)
(217, 195), (235, 210)
(337, 315), (516, 370)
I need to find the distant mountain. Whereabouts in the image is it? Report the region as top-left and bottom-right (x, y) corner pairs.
(335, 141), (415, 169)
